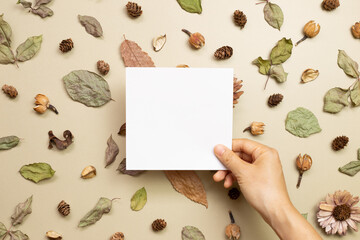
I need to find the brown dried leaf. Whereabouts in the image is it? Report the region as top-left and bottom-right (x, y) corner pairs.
(120, 36), (155, 67)
(105, 135), (119, 167)
(118, 123), (126, 136)
(164, 171), (208, 208)
(117, 158), (145, 176)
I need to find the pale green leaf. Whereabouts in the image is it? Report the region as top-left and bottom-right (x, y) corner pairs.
(350, 81), (360, 106)
(263, 2), (284, 30)
(130, 187), (147, 211)
(0, 136), (19, 150)
(0, 222), (7, 238)
(182, 226), (205, 240)
(323, 87), (350, 113)
(34, 0), (52, 8)
(0, 44), (15, 64)
(252, 57), (271, 75)
(19, 163), (55, 183)
(16, 35), (42, 62)
(177, 0), (202, 14)
(285, 107), (322, 138)
(270, 38), (293, 65)
(9, 230), (28, 240)
(11, 196), (32, 226)
(31, 6), (53, 18)
(0, 14), (12, 47)
(339, 161), (360, 176)
(269, 64), (288, 83)
(78, 197), (112, 228)
(301, 213), (308, 220)
(17, 0), (32, 9)
(337, 50), (360, 78)
(63, 70), (111, 107)
(78, 15), (103, 37)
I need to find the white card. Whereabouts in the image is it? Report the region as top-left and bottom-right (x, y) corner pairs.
(126, 68), (233, 170)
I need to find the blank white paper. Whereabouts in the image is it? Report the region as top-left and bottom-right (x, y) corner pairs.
(126, 67), (233, 170)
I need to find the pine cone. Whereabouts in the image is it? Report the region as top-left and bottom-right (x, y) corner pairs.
(57, 200), (70, 216)
(268, 93), (283, 107)
(322, 0), (340, 11)
(233, 77), (243, 107)
(228, 188), (241, 200)
(152, 219), (167, 231)
(214, 46), (233, 60)
(59, 38), (74, 53)
(332, 136), (349, 151)
(97, 60), (110, 75)
(126, 2), (142, 17)
(110, 232), (124, 240)
(233, 10), (247, 29)
(2, 84), (18, 98)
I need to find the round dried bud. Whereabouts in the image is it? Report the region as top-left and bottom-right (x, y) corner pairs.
(35, 94), (49, 107)
(296, 154), (312, 172)
(189, 32), (205, 49)
(81, 165), (97, 179)
(351, 22), (360, 39)
(225, 223), (241, 240)
(250, 122), (265, 135)
(33, 105), (47, 114)
(301, 69), (319, 83)
(303, 20), (320, 38)
(110, 232), (124, 240)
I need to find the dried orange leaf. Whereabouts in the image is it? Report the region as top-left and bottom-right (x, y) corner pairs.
(120, 37), (155, 67)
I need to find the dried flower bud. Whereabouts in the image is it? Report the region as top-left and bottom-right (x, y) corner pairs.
(34, 94), (58, 114)
(46, 230), (62, 240)
(182, 29), (205, 49)
(97, 60), (110, 75)
(81, 165), (97, 179)
(225, 211), (241, 240)
(301, 69), (319, 83)
(33, 105), (47, 114)
(351, 22), (360, 39)
(296, 154), (312, 188)
(243, 122), (265, 136)
(2, 84), (18, 98)
(296, 20), (320, 46)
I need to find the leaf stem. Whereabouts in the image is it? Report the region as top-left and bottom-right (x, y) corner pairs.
(243, 126), (251, 133)
(296, 172), (303, 188)
(264, 74), (270, 90)
(181, 29), (192, 36)
(228, 210), (235, 224)
(295, 36), (308, 46)
(111, 197), (121, 202)
(255, 0), (268, 5)
(48, 104), (58, 114)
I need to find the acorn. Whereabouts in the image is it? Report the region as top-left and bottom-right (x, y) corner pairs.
(182, 29), (205, 49)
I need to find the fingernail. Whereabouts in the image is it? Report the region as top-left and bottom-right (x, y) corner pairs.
(214, 144), (226, 156)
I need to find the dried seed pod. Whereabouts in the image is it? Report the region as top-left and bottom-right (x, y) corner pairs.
(48, 130), (73, 150)
(322, 0), (340, 11)
(351, 22), (360, 39)
(233, 10), (247, 29)
(152, 34), (166, 52)
(214, 46), (233, 60)
(2, 84), (18, 98)
(301, 69), (319, 83)
(243, 122), (265, 135)
(176, 64), (189, 68)
(118, 123), (126, 136)
(34, 94), (58, 114)
(110, 232), (124, 240)
(182, 29), (205, 49)
(126, 2), (142, 17)
(81, 165), (97, 179)
(59, 38), (74, 53)
(152, 219), (167, 231)
(296, 20), (320, 46)
(97, 60), (110, 75)
(57, 200), (70, 216)
(228, 188), (240, 200)
(332, 136), (349, 151)
(296, 154), (312, 188)
(268, 93), (283, 107)
(233, 77), (243, 107)
(225, 211), (241, 240)
(46, 230), (62, 240)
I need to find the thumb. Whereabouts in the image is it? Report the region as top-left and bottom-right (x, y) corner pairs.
(214, 144), (249, 176)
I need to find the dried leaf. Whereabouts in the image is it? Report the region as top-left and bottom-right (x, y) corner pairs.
(263, 2), (284, 30)
(323, 87), (350, 113)
(130, 187), (147, 211)
(0, 14), (12, 47)
(105, 135), (119, 167)
(358, 148), (360, 160)
(34, 0), (52, 7)
(117, 158), (145, 176)
(0, 136), (19, 150)
(118, 123), (126, 136)
(19, 162), (55, 183)
(9, 230), (28, 240)
(350, 81), (360, 106)
(63, 70), (111, 107)
(0, 44), (15, 64)
(339, 161), (360, 176)
(16, 35), (42, 62)
(337, 50), (360, 78)
(153, 34), (166, 52)
(11, 195), (32, 226)
(0, 222), (7, 238)
(269, 64), (288, 83)
(182, 226), (205, 240)
(270, 38), (293, 65)
(31, 6), (53, 18)
(48, 130), (73, 150)
(78, 15), (103, 38)
(252, 57), (270, 75)
(120, 37), (155, 67)
(301, 69), (319, 83)
(285, 107), (322, 138)
(177, 0), (202, 14)
(17, 0), (32, 9)
(165, 171), (208, 208)
(78, 197), (112, 228)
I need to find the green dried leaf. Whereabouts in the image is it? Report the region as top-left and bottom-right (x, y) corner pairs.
(105, 135), (119, 167)
(358, 148), (360, 160)
(252, 57), (271, 75)
(323, 87), (350, 113)
(301, 213), (308, 220)
(130, 187), (147, 211)
(17, 0), (32, 9)
(11, 195), (32, 226)
(263, 2), (284, 30)
(31, 6), (53, 18)
(339, 161), (360, 176)
(270, 38), (293, 65)
(337, 50), (360, 78)
(177, 0), (202, 14)
(34, 0), (52, 7)
(0, 44), (15, 64)
(269, 64), (288, 83)
(0, 222), (7, 238)
(285, 107), (322, 138)
(350, 81), (360, 106)
(78, 15), (103, 37)
(78, 197), (112, 228)
(0, 14), (12, 47)
(0, 136), (19, 150)
(19, 162), (55, 183)
(16, 35), (42, 62)
(9, 230), (29, 240)
(182, 226), (205, 240)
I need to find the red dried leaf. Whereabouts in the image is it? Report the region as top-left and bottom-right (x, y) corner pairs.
(120, 36), (155, 67)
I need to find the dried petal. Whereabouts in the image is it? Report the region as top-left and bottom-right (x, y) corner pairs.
(81, 165), (96, 179)
(105, 135), (119, 167)
(152, 34), (166, 52)
(301, 69), (319, 83)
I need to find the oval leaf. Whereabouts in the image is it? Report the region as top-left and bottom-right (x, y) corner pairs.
(269, 64), (288, 83)
(78, 15), (103, 37)
(11, 196), (32, 226)
(105, 135), (119, 167)
(130, 187), (147, 211)
(182, 226), (205, 240)
(252, 57), (271, 75)
(0, 44), (15, 64)
(16, 35), (42, 62)
(78, 197), (112, 228)
(337, 50), (360, 78)
(117, 158), (145, 176)
(350, 81), (360, 106)
(19, 162), (55, 183)
(17, 0), (32, 9)
(0, 14), (12, 47)
(63, 70), (111, 107)
(323, 87), (350, 113)
(0, 222), (7, 238)
(0, 136), (19, 150)
(177, 0), (202, 14)
(270, 38), (293, 65)
(9, 230), (29, 240)
(263, 2), (284, 30)
(339, 161), (360, 176)
(31, 6), (53, 18)
(120, 38), (155, 67)
(285, 107), (322, 138)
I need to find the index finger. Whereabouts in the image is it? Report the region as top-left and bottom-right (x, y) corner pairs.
(232, 138), (271, 158)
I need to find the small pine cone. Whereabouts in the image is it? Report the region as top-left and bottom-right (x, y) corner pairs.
(110, 232), (124, 240)
(322, 0), (340, 11)
(332, 136), (349, 151)
(268, 93), (283, 107)
(228, 188), (241, 200)
(97, 60), (110, 75)
(214, 46), (233, 60)
(152, 219), (167, 231)
(59, 38), (74, 53)
(126, 2), (142, 17)
(233, 10), (247, 29)
(2, 84), (18, 98)
(233, 77), (244, 107)
(57, 200), (70, 216)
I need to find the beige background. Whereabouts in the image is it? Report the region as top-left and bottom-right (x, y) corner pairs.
(1, 0), (360, 239)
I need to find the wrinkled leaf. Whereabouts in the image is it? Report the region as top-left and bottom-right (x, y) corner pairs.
(0, 136), (19, 150)
(358, 148), (360, 160)
(339, 161), (360, 176)
(117, 158), (145, 176)
(17, 0), (32, 9)
(130, 187), (147, 211)
(78, 197), (112, 227)
(177, 0), (202, 14)
(16, 35), (42, 62)
(337, 50), (360, 78)
(9, 230), (28, 240)
(252, 57), (271, 75)
(270, 38), (293, 65)
(0, 14), (12, 47)
(323, 87), (350, 113)
(11, 196), (32, 226)
(182, 226), (205, 240)
(153, 34), (166, 52)
(263, 2), (284, 30)
(285, 107), (322, 138)
(63, 70), (111, 107)
(0, 222), (7, 238)
(31, 6), (53, 18)
(301, 213), (308, 220)
(78, 15), (103, 37)
(34, 0), (52, 7)
(118, 123), (126, 136)
(165, 171), (208, 208)
(0, 44), (15, 64)
(120, 38), (155, 67)
(19, 162), (55, 183)
(269, 64), (288, 83)
(105, 135), (119, 167)
(350, 81), (360, 106)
